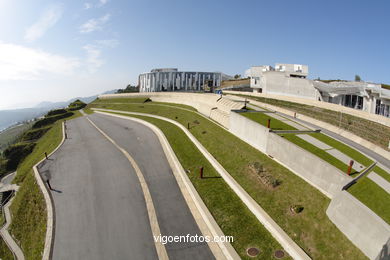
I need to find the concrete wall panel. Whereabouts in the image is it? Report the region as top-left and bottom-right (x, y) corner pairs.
(326, 192), (390, 260)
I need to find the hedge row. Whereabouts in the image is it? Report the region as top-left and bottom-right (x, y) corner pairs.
(3, 143), (36, 171)
(22, 127), (51, 141)
(46, 109), (68, 117)
(32, 112), (73, 129)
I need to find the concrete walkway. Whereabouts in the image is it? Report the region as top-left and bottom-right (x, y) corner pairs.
(93, 108), (311, 260)
(368, 173), (390, 194)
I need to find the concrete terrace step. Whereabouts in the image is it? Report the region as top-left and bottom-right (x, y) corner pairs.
(368, 173), (390, 194)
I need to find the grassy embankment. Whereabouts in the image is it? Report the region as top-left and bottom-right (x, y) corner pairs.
(0, 110), (81, 259)
(0, 123), (33, 152)
(89, 99), (367, 260)
(232, 94), (390, 150)
(240, 110), (390, 224)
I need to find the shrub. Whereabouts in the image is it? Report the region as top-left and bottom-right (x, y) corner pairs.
(249, 162), (282, 188)
(32, 112), (73, 129)
(291, 205), (304, 214)
(68, 99), (86, 111)
(0, 157), (8, 177)
(3, 143), (36, 170)
(46, 109), (67, 117)
(22, 127), (51, 141)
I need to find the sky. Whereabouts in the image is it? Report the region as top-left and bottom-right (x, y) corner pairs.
(0, 0), (389, 109)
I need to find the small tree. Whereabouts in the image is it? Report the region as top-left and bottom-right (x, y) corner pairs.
(234, 74), (241, 79)
(355, 75), (361, 82)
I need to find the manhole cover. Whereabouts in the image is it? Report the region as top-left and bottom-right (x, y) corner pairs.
(274, 249), (285, 258)
(246, 247), (260, 257)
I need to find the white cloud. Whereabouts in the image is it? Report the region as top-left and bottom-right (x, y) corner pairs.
(83, 44), (103, 73)
(98, 0), (108, 7)
(0, 42), (80, 80)
(79, 13), (110, 33)
(24, 4), (64, 42)
(96, 39), (119, 48)
(82, 39), (118, 73)
(83, 2), (93, 9)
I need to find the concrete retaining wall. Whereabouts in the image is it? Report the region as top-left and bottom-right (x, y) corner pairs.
(229, 112), (270, 152)
(99, 92), (243, 128)
(229, 112), (349, 198)
(267, 133), (350, 198)
(326, 192), (390, 260)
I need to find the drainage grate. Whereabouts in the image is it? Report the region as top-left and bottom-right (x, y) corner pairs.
(274, 249), (285, 258)
(246, 247), (260, 257)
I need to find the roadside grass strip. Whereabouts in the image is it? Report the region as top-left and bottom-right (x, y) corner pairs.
(0, 111), (81, 259)
(89, 101), (367, 260)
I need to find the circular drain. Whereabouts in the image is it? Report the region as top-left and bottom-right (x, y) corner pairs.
(246, 247), (260, 257)
(274, 249), (285, 258)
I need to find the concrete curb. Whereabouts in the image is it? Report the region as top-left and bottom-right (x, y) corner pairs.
(33, 121), (66, 260)
(93, 111), (239, 260)
(0, 189), (24, 260)
(94, 108), (311, 260)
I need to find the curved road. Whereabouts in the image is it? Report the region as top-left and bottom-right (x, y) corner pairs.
(38, 114), (214, 259)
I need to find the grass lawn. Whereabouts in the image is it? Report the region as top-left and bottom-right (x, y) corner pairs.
(0, 237), (14, 260)
(94, 97), (198, 111)
(240, 111), (296, 130)
(90, 100), (367, 260)
(0, 111), (81, 260)
(113, 113), (289, 259)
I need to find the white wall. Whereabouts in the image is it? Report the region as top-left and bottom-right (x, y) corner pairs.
(263, 72), (318, 100)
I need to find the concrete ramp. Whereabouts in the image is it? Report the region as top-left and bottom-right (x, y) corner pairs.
(327, 191), (390, 260)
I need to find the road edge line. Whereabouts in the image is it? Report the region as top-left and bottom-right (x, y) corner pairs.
(33, 121), (65, 260)
(86, 117), (169, 260)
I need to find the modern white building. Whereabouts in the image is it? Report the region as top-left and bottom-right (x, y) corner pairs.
(313, 80), (390, 117)
(245, 63), (320, 100)
(244, 63), (390, 117)
(139, 68), (224, 92)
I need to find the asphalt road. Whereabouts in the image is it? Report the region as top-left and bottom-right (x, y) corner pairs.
(38, 115), (214, 260)
(88, 113), (214, 259)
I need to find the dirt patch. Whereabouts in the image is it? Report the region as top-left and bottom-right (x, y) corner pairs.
(247, 162), (282, 189)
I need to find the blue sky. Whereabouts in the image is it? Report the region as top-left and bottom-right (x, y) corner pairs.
(0, 0), (389, 109)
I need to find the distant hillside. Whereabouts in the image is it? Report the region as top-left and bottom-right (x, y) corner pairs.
(0, 89), (117, 131)
(0, 108), (47, 131)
